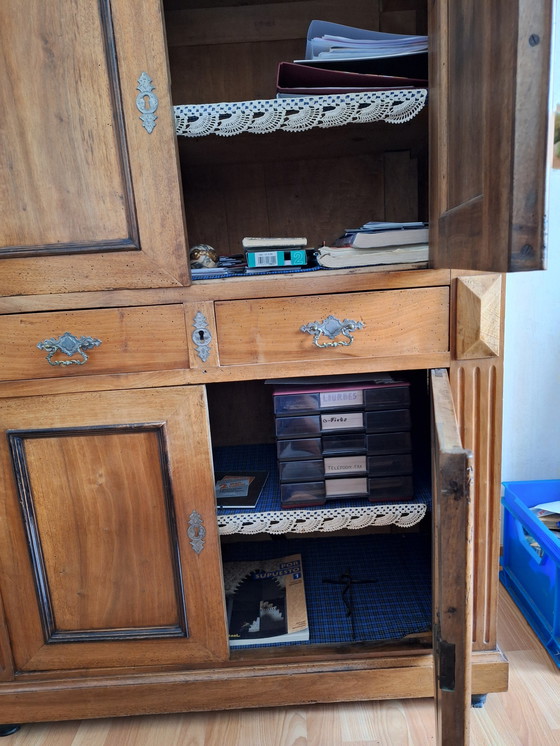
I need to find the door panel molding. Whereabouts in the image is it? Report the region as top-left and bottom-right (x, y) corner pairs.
(8, 423), (188, 644)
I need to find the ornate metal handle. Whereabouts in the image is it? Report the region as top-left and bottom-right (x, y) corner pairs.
(37, 332), (102, 366)
(300, 315), (365, 348)
(136, 72), (158, 133)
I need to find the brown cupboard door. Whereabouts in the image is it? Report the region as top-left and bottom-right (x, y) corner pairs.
(429, 0), (552, 272)
(0, 0), (190, 295)
(431, 370), (474, 746)
(0, 387), (227, 672)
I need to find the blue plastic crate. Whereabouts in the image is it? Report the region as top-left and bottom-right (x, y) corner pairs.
(500, 480), (560, 667)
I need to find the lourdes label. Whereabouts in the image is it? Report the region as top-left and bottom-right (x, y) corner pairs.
(319, 389), (364, 408)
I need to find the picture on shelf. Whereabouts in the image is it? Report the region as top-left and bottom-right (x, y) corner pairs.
(215, 470), (269, 509)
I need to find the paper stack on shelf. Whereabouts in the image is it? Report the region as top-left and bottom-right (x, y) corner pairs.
(276, 20), (427, 97)
(302, 20), (428, 62)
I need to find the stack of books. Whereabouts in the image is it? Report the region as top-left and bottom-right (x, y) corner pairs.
(316, 221), (429, 269)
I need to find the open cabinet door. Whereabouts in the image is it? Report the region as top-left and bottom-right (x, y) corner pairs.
(429, 0), (552, 273)
(431, 369), (474, 746)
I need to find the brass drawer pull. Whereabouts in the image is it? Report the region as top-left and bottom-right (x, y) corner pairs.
(300, 315), (365, 348)
(37, 332), (102, 366)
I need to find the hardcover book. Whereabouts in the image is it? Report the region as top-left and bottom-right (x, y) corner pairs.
(223, 554), (309, 646)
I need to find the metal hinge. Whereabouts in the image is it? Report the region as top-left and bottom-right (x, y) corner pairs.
(435, 623), (456, 692)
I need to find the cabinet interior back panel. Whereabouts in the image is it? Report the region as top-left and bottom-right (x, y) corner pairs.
(0, 0), (130, 250)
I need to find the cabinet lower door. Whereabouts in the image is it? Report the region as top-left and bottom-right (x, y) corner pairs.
(431, 370), (474, 746)
(0, 387), (227, 672)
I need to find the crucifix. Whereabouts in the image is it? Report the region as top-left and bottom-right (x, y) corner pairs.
(323, 568), (377, 641)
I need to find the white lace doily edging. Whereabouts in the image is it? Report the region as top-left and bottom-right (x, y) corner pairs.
(218, 503), (427, 535)
(175, 89), (427, 137)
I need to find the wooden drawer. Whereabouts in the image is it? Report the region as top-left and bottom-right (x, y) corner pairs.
(0, 305), (189, 382)
(215, 287), (449, 365)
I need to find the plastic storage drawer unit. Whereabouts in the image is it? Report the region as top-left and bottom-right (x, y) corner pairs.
(500, 480), (560, 668)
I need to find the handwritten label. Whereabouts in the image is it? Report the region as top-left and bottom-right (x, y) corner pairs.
(321, 412), (363, 431)
(324, 455), (367, 474)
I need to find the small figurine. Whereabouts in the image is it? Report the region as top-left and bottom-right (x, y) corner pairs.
(189, 244), (219, 269)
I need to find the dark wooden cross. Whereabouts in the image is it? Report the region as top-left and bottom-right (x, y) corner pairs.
(323, 568), (377, 641)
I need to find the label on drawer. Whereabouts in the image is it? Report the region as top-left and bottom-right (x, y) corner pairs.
(319, 389), (364, 408)
(324, 455), (367, 474)
(321, 412), (364, 431)
(325, 477), (368, 497)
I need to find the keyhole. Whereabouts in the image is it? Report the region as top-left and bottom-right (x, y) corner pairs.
(199, 330), (205, 341)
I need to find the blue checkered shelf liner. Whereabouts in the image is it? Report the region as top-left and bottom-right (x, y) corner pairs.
(214, 443), (432, 515)
(192, 265), (322, 281)
(221, 532), (432, 649)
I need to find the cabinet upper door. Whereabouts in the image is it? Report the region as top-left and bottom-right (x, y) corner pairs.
(429, 0), (552, 273)
(0, 387), (227, 672)
(430, 369), (474, 746)
(0, 0), (190, 296)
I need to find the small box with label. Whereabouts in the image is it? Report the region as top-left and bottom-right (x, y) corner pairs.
(278, 453), (413, 483)
(275, 409), (411, 439)
(280, 475), (415, 508)
(272, 380), (410, 416)
(245, 248), (309, 269)
(276, 432), (413, 461)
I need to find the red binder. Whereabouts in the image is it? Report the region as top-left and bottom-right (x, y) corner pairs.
(276, 61), (427, 96)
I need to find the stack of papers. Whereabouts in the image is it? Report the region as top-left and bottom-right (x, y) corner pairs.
(298, 20), (428, 63)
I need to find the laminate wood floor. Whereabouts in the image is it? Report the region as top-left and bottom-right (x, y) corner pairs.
(4, 585), (559, 746)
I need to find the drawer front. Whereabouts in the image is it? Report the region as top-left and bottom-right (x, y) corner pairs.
(215, 287), (449, 365)
(0, 305), (189, 381)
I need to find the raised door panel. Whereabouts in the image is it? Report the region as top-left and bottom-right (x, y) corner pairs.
(429, 0), (552, 272)
(0, 387), (227, 671)
(431, 369), (474, 745)
(0, 0), (189, 295)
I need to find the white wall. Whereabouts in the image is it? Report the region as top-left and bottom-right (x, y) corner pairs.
(501, 1), (560, 481)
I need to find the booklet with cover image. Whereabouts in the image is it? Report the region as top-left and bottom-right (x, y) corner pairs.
(223, 554), (309, 646)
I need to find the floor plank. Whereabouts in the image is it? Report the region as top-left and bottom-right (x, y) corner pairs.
(3, 585), (558, 745)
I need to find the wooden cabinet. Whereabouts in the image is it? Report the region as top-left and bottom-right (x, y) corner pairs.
(0, 0), (552, 743)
